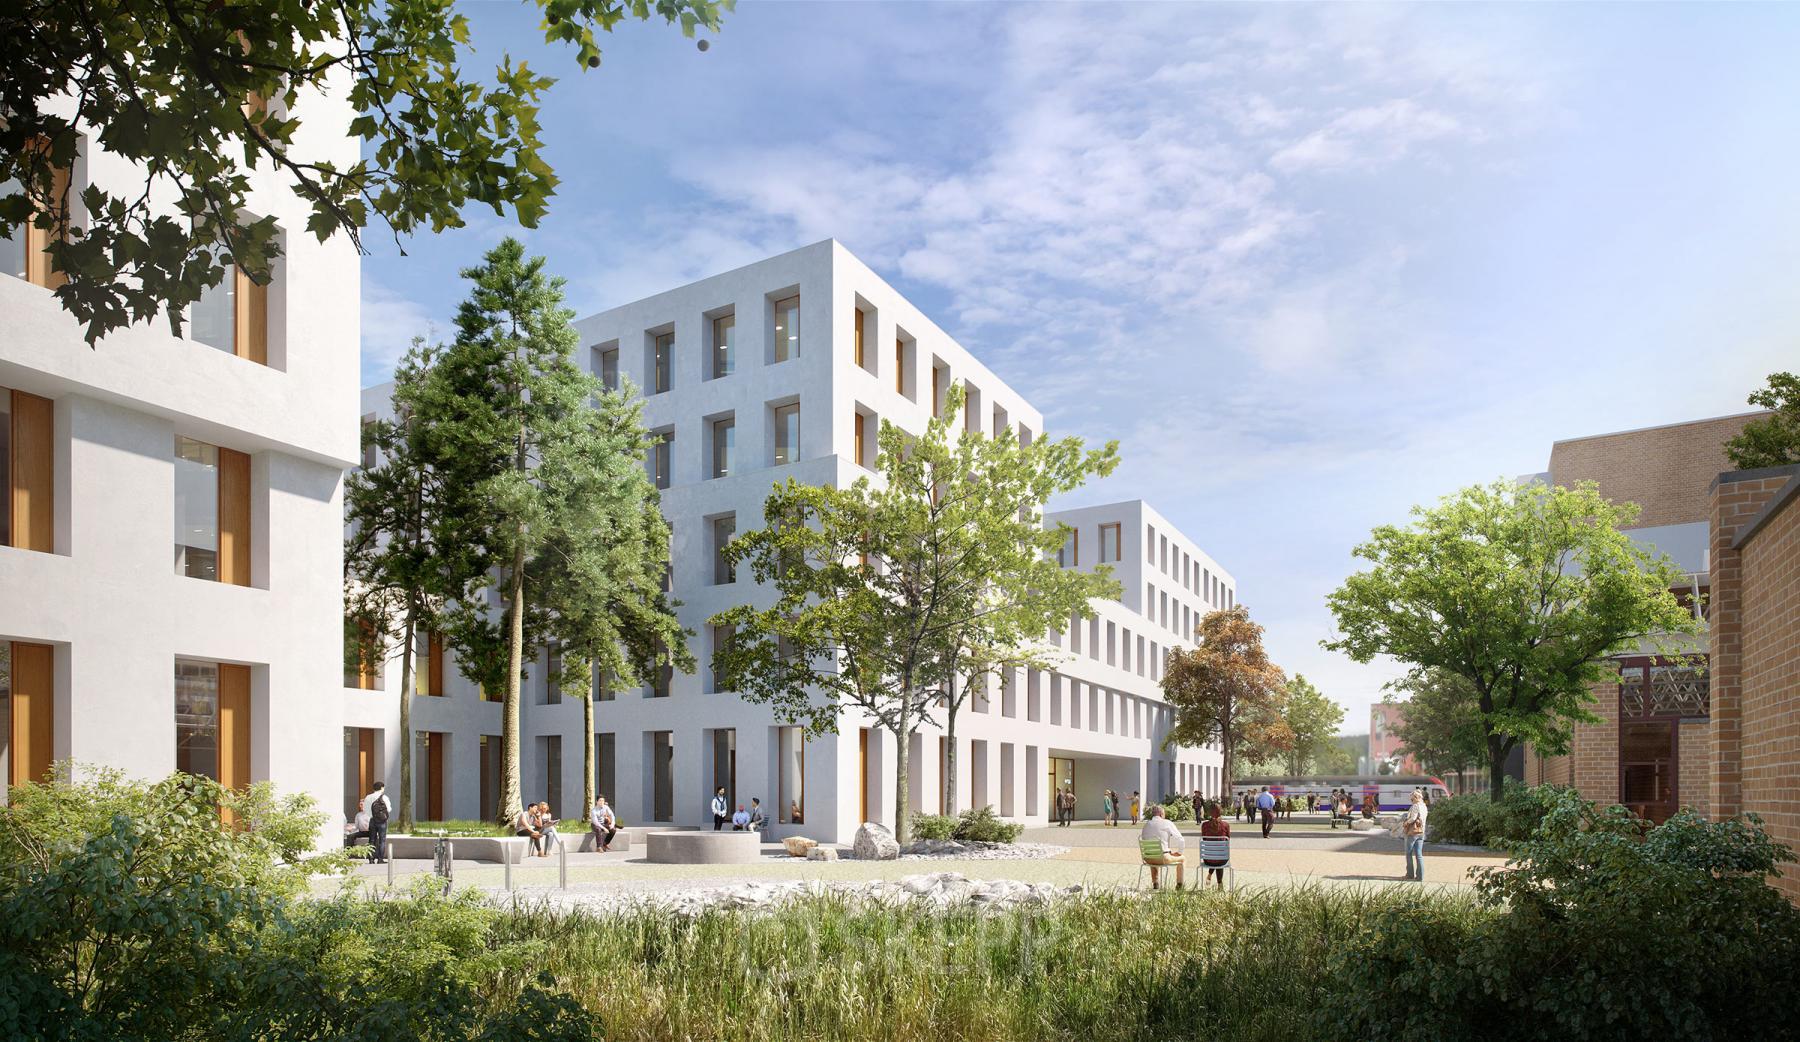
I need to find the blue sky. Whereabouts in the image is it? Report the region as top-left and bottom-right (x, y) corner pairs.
(361, 2), (1800, 737)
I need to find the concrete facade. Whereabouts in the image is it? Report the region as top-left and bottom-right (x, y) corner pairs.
(0, 86), (361, 847)
(350, 241), (1230, 840)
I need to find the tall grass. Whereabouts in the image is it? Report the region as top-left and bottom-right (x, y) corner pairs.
(480, 886), (1490, 1042)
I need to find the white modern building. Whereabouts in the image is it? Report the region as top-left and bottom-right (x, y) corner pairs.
(0, 89), (362, 847)
(349, 241), (1234, 840)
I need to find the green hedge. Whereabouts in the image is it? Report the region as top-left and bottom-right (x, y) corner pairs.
(1428, 783), (1573, 848)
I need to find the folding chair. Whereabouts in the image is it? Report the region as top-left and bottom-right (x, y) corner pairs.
(1137, 838), (1182, 890)
(1199, 835), (1234, 891)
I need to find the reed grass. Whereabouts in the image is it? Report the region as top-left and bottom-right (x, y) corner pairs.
(480, 885), (1490, 1041)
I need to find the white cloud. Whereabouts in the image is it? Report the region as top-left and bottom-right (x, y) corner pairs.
(359, 278), (440, 384)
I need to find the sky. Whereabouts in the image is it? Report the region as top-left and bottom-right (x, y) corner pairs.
(360, 2), (1800, 737)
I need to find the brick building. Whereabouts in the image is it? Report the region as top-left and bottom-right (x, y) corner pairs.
(1522, 413), (1762, 821)
(1709, 463), (1800, 901)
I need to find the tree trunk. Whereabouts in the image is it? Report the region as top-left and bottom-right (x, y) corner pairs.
(944, 671), (959, 817)
(497, 542), (526, 824)
(396, 610), (417, 832)
(1487, 736), (1509, 804)
(894, 691), (912, 845)
(582, 692), (596, 811)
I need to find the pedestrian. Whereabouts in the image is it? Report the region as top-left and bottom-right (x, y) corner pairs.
(1129, 790), (1142, 825)
(589, 795), (618, 853)
(1102, 789), (1116, 827)
(1256, 786), (1276, 839)
(1241, 791), (1253, 823)
(537, 801), (561, 855)
(362, 781), (391, 863)
(1199, 800), (1231, 889)
(748, 797), (767, 834)
(711, 786), (729, 831)
(512, 804), (545, 857)
(1139, 805), (1186, 890)
(1191, 788), (1204, 825)
(1402, 788), (1429, 881)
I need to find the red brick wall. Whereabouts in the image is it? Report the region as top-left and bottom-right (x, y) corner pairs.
(1731, 474), (1800, 901)
(1549, 413), (1762, 528)
(1679, 719), (1711, 820)
(1569, 681), (1621, 806)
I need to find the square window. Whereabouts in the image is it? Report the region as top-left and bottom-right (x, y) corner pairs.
(773, 296), (800, 362)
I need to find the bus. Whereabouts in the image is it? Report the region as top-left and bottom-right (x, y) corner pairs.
(1228, 775), (1450, 813)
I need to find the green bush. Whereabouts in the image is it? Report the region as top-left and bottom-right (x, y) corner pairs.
(1157, 793), (1194, 822)
(411, 818), (510, 837)
(952, 805), (1023, 844)
(909, 813), (957, 841)
(1428, 783), (1573, 848)
(1323, 788), (1800, 1042)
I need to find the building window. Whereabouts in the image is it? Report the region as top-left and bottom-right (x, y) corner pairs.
(653, 331), (674, 393)
(3, 641), (55, 790)
(190, 263), (269, 364)
(542, 735), (562, 815)
(932, 363), (945, 418)
(1147, 525), (1156, 563)
(3, 387), (54, 552)
(709, 623), (734, 692)
(596, 731), (615, 806)
(773, 403), (799, 466)
(778, 725), (805, 824)
(598, 345), (620, 391)
(895, 337), (908, 396)
(1058, 528), (1078, 568)
(345, 614), (383, 690)
(649, 431), (672, 490)
(175, 436), (251, 585)
(772, 295), (800, 362)
(175, 661), (250, 793)
(1099, 522), (1121, 563)
(2, 152), (72, 289)
(854, 411), (868, 468)
(423, 631), (446, 696)
(711, 314), (735, 379)
(711, 417), (735, 479)
(853, 307), (867, 369)
(712, 514), (736, 585)
(650, 662), (672, 699)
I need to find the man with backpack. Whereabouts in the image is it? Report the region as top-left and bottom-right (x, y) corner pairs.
(362, 781), (392, 863)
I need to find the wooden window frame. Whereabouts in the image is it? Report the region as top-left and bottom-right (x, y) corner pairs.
(8, 388), (54, 552)
(853, 307), (866, 369)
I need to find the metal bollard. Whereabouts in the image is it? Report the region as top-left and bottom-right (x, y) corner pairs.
(385, 841), (394, 887)
(504, 839), (514, 891)
(558, 836), (568, 890)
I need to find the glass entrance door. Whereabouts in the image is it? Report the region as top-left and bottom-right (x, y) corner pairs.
(1619, 720), (1677, 824)
(1048, 757), (1074, 811)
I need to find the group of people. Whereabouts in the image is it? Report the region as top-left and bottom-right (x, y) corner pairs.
(512, 801), (561, 856)
(344, 781), (394, 862)
(709, 787), (769, 833)
(1099, 789), (1142, 827)
(1140, 799), (1234, 891)
(1139, 787), (1434, 888)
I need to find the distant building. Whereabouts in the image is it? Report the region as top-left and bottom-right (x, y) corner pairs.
(1369, 704), (1418, 775)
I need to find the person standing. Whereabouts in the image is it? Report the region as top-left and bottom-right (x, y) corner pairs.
(1402, 788), (1429, 881)
(1191, 787), (1204, 825)
(711, 786), (729, 831)
(363, 782), (391, 863)
(589, 796), (617, 853)
(1102, 789), (1116, 827)
(1129, 791), (1142, 825)
(1255, 786), (1276, 839)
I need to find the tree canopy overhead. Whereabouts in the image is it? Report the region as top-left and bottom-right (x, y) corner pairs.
(0, 0), (729, 343)
(1324, 479), (1700, 801)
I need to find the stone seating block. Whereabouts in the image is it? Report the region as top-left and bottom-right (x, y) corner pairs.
(646, 830), (763, 865)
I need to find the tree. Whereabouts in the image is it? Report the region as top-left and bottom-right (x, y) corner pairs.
(713, 384), (1118, 843)
(343, 339), (479, 832)
(1, 0), (728, 343)
(1384, 669), (1488, 790)
(1279, 675), (1344, 777)
(420, 237), (679, 823)
(1724, 371), (1800, 469)
(1324, 479), (1700, 802)
(535, 386), (690, 813)
(1161, 605), (1291, 796)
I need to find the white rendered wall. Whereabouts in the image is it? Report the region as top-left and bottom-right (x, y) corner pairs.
(0, 81), (360, 848)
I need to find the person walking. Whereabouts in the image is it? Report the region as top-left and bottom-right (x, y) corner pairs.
(1256, 786), (1276, 839)
(1401, 788), (1429, 881)
(589, 796), (618, 853)
(1199, 800), (1231, 889)
(362, 782), (391, 864)
(1139, 805), (1186, 890)
(711, 786), (729, 831)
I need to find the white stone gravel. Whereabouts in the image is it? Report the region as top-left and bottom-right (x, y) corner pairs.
(890, 840), (1070, 862)
(491, 871), (1089, 918)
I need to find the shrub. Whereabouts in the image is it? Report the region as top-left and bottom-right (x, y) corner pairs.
(1428, 783), (1573, 848)
(909, 813), (958, 841)
(952, 805), (1023, 844)
(1322, 788), (1800, 1042)
(1158, 793), (1194, 822)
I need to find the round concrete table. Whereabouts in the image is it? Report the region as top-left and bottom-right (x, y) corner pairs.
(645, 830), (764, 865)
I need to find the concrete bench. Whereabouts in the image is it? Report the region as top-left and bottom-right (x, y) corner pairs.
(382, 835), (531, 862)
(576, 829), (635, 853)
(645, 829), (764, 865)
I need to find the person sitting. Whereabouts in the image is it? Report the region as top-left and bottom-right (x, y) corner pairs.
(1199, 801), (1231, 889)
(344, 807), (371, 849)
(589, 796), (618, 853)
(1139, 804), (1186, 890)
(513, 805), (546, 857)
(731, 804), (751, 830)
(747, 798), (768, 834)
(536, 802), (562, 855)
(790, 799), (804, 825)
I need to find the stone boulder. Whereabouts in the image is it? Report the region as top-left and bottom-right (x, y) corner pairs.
(852, 821), (900, 861)
(806, 846), (839, 861)
(783, 836), (818, 858)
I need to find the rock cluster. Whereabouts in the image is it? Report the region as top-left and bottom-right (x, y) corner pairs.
(805, 846), (838, 861)
(894, 840), (1068, 862)
(783, 836), (819, 858)
(520, 872), (1084, 918)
